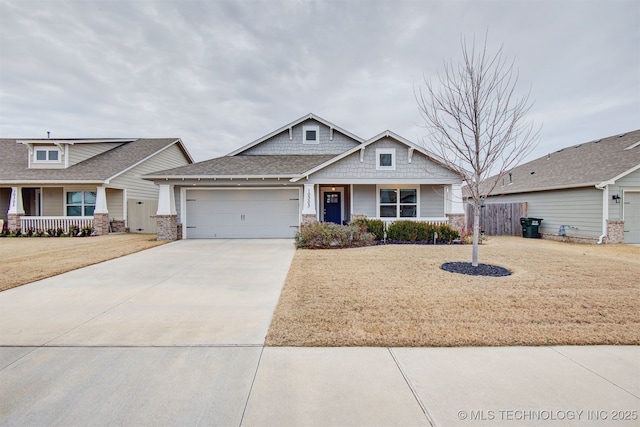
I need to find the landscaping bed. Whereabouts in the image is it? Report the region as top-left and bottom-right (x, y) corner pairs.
(266, 236), (640, 347)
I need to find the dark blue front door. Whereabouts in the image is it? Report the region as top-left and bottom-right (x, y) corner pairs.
(324, 192), (341, 224)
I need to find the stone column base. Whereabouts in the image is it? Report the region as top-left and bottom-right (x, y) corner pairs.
(7, 213), (23, 233)
(177, 223), (183, 240)
(446, 213), (466, 235)
(93, 212), (109, 236)
(606, 220), (624, 244)
(110, 220), (126, 233)
(157, 215), (178, 241)
(301, 214), (317, 225)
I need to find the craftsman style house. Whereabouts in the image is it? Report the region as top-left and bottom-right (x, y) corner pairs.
(145, 114), (466, 240)
(0, 138), (193, 234)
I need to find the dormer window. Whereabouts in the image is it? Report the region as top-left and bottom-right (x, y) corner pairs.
(34, 147), (61, 163)
(303, 125), (319, 144)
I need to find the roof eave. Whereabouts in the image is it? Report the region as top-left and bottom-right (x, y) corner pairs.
(596, 163), (640, 188)
(0, 179), (106, 185)
(144, 174), (298, 181)
(487, 181), (601, 196)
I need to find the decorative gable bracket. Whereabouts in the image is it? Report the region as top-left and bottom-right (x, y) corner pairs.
(359, 146), (365, 163)
(408, 147), (415, 163)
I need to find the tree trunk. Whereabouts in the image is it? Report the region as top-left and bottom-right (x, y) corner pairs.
(472, 205), (480, 266)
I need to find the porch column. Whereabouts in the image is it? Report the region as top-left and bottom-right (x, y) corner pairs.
(93, 186), (109, 236)
(156, 184), (177, 240)
(7, 186), (25, 232)
(301, 183), (317, 224)
(446, 184), (466, 235)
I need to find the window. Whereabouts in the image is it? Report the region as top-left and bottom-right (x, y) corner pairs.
(376, 148), (395, 170)
(379, 188), (417, 218)
(303, 125), (319, 144)
(34, 148), (60, 163)
(66, 191), (96, 216)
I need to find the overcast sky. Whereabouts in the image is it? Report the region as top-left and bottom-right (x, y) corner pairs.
(1, 0), (638, 163)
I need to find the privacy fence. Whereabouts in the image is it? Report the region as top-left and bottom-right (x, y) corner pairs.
(466, 202), (528, 236)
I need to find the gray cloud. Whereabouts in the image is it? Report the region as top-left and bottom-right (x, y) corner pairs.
(1, 0), (638, 162)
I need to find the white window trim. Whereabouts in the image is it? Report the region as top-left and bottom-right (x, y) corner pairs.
(376, 148), (396, 170)
(376, 185), (419, 219)
(33, 147), (61, 163)
(65, 191), (96, 217)
(303, 125), (320, 144)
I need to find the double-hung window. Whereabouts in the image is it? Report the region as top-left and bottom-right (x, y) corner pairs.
(66, 191), (96, 216)
(379, 188), (417, 218)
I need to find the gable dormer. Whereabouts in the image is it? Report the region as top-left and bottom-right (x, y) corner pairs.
(228, 114), (364, 156)
(19, 139), (133, 169)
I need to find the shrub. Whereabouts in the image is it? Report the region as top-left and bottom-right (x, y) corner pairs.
(295, 222), (375, 249)
(385, 221), (460, 243)
(435, 224), (460, 243)
(350, 218), (385, 241)
(386, 220), (418, 242)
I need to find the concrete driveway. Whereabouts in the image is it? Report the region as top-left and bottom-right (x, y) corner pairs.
(0, 239), (294, 347)
(1, 239), (638, 426)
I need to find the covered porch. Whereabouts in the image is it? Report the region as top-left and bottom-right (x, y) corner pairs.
(1, 185), (126, 235)
(300, 183), (465, 230)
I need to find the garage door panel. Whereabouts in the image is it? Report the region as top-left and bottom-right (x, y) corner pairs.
(185, 189), (300, 239)
(624, 192), (640, 243)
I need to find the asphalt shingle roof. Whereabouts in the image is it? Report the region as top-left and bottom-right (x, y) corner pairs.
(484, 129), (640, 195)
(0, 138), (181, 182)
(145, 154), (336, 177)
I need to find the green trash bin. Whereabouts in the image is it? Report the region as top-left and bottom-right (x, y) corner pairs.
(520, 217), (543, 238)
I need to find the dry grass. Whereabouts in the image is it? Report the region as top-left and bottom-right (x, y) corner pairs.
(266, 237), (640, 347)
(0, 234), (168, 291)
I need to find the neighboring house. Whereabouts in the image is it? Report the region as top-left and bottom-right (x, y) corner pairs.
(144, 113), (465, 240)
(0, 138), (193, 235)
(477, 129), (640, 244)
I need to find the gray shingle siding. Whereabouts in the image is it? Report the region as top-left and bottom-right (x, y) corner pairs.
(309, 137), (460, 182)
(241, 120), (360, 156)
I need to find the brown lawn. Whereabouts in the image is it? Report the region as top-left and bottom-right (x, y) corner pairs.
(0, 234), (168, 291)
(266, 237), (640, 347)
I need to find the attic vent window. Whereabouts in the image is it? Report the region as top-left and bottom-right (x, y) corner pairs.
(34, 147), (61, 163)
(376, 148), (396, 170)
(303, 125), (319, 144)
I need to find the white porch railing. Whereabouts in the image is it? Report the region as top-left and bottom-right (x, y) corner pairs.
(378, 217), (450, 226)
(20, 216), (93, 233)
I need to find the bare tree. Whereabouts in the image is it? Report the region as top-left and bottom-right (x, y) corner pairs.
(416, 35), (539, 267)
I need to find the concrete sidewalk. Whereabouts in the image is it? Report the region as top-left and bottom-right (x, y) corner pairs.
(1, 240), (638, 426)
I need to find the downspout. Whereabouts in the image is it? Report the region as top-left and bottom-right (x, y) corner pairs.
(595, 181), (612, 244)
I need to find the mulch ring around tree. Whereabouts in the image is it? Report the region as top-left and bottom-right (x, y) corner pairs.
(441, 262), (511, 277)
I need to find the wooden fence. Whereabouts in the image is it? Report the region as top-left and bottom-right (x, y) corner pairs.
(466, 202), (528, 236)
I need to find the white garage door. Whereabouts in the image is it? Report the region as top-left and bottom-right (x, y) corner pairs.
(624, 192), (640, 244)
(185, 188), (300, 238)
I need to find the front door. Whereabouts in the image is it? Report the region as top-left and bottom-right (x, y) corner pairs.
(324, 192), (341, 224)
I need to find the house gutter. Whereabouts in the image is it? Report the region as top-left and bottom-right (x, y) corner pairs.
(595, 180), (614, 244)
